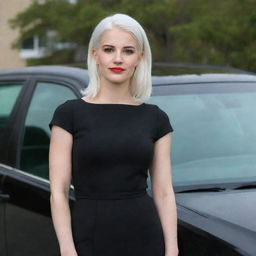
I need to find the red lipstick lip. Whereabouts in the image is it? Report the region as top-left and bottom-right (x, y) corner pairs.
(109, 67), (125, 72)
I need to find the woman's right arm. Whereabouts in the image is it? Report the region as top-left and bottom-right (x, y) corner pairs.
(49, 125), (78, 256)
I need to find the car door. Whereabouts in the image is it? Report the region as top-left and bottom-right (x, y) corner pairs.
(1, 77), (79, 256)
(0, 81), (23, 256)
(0, 173), (8, 256)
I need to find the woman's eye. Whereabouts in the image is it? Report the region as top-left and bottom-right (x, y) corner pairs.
(103, 48), (113, 53)
(124, 49), (134, 55)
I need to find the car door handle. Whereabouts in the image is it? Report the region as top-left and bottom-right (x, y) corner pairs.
(0, 194), (10, 202)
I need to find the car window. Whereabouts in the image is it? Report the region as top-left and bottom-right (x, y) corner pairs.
(149, 82), (256, 186)
(0, 83), (22, 137)
(20, 81), (77, 179)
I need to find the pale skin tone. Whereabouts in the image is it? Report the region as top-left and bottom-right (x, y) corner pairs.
(49, 26), (178, 256)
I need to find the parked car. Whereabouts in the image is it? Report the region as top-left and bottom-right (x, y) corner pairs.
(0, 65), (255, 256)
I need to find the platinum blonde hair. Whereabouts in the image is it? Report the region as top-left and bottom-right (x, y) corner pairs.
(80, 13), (152, 102)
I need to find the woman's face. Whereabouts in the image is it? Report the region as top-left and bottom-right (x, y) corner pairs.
(93, 27), (143, 86)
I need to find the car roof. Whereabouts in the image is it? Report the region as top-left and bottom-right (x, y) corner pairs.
(152, 73), (256, 85)
(1, 65), (256, 86)
(0, 65), (90, 84)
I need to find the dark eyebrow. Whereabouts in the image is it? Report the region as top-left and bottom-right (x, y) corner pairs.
(124, 46), (136, 49)
(102, 44), (114, 47)
(102, 44), (136, 49)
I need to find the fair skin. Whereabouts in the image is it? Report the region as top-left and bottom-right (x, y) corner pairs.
(49, 126), (76, 256)
(85, 27), (144, 104)
(149, 134), (179, 256)
(49, 26), (178, 256)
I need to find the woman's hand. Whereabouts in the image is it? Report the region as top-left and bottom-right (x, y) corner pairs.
(60, 244), (78, 256)
(165, 247), (179, 256)
(61, 248), (78, 256)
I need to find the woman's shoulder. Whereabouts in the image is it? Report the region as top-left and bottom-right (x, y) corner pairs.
(145, 102), (167, 111)
(65, 98), (80, 105)
(61, 98), (82, 108)
(52, 98), (82, 115)
(143, 102), (160, 111)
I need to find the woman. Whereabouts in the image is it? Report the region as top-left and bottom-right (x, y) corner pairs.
(49, 13), (179, 256)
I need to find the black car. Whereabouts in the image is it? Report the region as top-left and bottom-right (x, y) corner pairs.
(0, 66), (255, 256)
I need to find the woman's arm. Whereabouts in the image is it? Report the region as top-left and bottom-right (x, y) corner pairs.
(49, 125), (78, 256)
(149, 133), (179, 256)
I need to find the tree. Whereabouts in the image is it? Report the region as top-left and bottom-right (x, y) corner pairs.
(9, 0), (256, 72)
(169, 0), (256, 70)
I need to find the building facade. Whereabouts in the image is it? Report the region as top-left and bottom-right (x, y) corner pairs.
(0, 0), (32, 69)
(0, 0), (78, 70)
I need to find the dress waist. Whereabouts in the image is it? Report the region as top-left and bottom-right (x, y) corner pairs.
(75, 190), (147, 200)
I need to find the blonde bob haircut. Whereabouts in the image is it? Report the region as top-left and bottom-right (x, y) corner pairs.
(80, 13), (152, 102)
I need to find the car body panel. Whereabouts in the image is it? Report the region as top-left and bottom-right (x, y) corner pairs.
(176, 190), (256, 255)
(0, 66), (255, 255)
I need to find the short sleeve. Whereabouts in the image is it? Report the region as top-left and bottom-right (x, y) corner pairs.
(153, 106), (173, 142)
(48, 100), (73, 134)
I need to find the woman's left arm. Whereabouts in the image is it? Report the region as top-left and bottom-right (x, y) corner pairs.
(149, 132), (179, 256)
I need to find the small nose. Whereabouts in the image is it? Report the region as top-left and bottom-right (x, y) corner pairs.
(113, 50), (123, 64)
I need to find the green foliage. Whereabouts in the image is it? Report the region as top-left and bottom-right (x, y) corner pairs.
(8, 0), (256, 72)
(26, 49), (75, 66)
(169, 0), (256, 71)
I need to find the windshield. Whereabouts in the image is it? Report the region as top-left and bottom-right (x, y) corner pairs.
(150, 82), (256, 187)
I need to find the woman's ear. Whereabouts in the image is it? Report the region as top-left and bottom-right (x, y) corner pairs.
(140, 51), (144, 60)
(92, 48), (98, 64)
(136, 51), (144, 66)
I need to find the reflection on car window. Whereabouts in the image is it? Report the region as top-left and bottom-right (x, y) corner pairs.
(0, 83), (22, 137)
(20, 82), (76, 179)
(149, 82), (256, 187)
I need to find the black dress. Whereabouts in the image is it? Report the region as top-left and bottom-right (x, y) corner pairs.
(49, 98), (174, 256)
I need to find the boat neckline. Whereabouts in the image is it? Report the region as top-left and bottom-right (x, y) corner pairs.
(79, 98), (145, 107)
